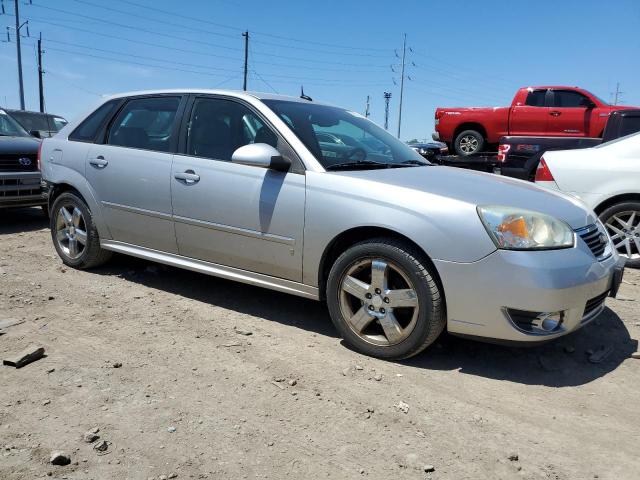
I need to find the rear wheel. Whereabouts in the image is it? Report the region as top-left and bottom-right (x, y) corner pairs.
(454, 129), (484, 156)
(50, 192), (112, 269)
(326, 239), (445, 359)
(599, 202), (640, 268)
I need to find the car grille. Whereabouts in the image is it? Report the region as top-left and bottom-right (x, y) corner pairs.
(0, 154), (38, 172)
(582, 290), (609, 320)
(576, 224), (608, 259)
(0, 178), (42, 198)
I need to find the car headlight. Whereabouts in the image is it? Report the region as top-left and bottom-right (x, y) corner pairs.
(477, 206), (574, 250)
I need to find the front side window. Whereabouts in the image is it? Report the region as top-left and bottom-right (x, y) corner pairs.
(263, 100), (426, 170)
(69, 100), (120, 142)
(551, 90), (592, 108)
(525, 90), (546, 107)
(0, 110), (29, 137)
(108, 97), (180, 152)
(186, 97), (278, 161)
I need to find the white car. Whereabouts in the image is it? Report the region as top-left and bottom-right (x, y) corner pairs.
(535, 132), (640, 267)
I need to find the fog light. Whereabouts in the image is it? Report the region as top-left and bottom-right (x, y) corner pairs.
(505, 308), (565, 335)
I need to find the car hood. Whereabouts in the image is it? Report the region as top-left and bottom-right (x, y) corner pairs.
(335, 165), (597, 229)
(0, 135), (40, 154)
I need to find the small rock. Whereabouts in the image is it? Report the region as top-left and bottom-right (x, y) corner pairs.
(424, 464), (435, 472)
(355, 365), (363, 371)
(234, 327), (253, 336)
(168, 474), (178, 479)
(508, 452), (519, 462)
(288, 379), (297, 386)
(83, 432), (99, 443)
(267, 441), (274, 447)
(342, 367), (350, 376)
(631, 352), (640, 359)
(159, 476), (168, 480)
(93, 440), (108, 452)
(394, 401), (410, 414)
(588, 346), (613, 364)
(359, 468), (365, 474)
(42, 399), (51, 406)
(373, 374), (383, 381)
(50, 451), (71, 466)
(112, 362), (122, 368)
(167, 426), (176, 433)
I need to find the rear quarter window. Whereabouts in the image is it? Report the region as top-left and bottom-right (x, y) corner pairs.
(69, 100), (120, 143)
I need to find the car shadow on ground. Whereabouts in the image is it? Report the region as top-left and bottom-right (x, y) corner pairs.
(0, 207), (48, 234)
(403, 307), (637, 387)
(95, 256), (635, 388)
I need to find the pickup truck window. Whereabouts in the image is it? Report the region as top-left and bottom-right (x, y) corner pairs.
(550, 90), (591, 108)
(525, 90), (546, 107)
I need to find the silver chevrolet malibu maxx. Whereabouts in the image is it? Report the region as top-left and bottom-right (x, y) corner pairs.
(41, 90), (625, 359)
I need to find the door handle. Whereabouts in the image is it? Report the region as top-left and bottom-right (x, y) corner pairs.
(550, 111), (561, 116)
(89, 156), (108, 168)
(174, 170), (200, 184)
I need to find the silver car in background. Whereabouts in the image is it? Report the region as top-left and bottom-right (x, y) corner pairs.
(41, 90), (624, 359)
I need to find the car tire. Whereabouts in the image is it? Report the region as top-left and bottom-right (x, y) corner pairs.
(50, 192), (112, 269)
(599, 202), (640, 268)
(454, 130), (484, 156)
(326, 238), (446, 359)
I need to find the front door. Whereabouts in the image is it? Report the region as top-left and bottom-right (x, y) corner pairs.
(547, 89), (593, 136)
(170, 96), (305, 282)
(86, 95), (183, 253)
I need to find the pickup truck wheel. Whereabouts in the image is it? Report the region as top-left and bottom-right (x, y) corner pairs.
(454, 130), (484, 156)
(326, 238), (446, 359)
(50, 192), (112, 269)
(599, 202), (640, 268)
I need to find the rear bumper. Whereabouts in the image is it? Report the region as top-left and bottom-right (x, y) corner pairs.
(434, 245), (621, 343)
(0, 171), (48, 208)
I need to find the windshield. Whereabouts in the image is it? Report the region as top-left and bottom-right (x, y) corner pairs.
(262, 100), (428, 170)
(7, 111), (67, 133)
(0, 110), (30, 137)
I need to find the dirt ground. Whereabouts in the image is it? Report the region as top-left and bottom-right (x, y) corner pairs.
(1, 207), (639, 480)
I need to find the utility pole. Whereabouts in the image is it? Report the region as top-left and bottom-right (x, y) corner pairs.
(613, 82), (623, 105)
(37, 33), (44, 113)
(396, 33), (407, 139)
(383, 92), (392, 130)
(242, 30), (249, 91)
(365, 95), (370, 118)
(14, 0), (25, 110)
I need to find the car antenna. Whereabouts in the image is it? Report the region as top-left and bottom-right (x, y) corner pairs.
(300, 86), (312, 102)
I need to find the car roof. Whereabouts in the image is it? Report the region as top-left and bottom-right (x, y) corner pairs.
(100, 89), (333, 106)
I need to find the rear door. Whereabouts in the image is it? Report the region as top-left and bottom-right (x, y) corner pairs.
(508, 89), (550, 136)
(547, 89), (592, 136)
(86, 95), (185, 253)
(170, 95), (306, 281)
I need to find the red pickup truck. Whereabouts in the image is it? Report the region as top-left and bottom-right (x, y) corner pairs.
(434, 86), (638, 156)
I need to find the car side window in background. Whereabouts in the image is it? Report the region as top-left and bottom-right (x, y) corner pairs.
(186, 98), (278, 161)
(69, 100), (120, 142)
(525, 90), (546, 107)
(107, 97), (180, 152)
(551, 90), (591, 108)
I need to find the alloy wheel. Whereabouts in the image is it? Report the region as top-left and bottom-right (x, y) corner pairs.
(459, 135), (479, 154)
(339, 258), (419, 346)
(55, 204), (88, 260)
(605, 210), (640, 260)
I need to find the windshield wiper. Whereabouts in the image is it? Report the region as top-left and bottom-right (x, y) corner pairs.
(325, 160), (391, 171)
(398, 159), (430, 166)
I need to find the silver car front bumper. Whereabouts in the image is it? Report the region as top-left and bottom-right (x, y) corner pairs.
(433, 245), (622, 343)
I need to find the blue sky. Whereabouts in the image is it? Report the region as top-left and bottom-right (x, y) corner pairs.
(1, 0), (639, 141)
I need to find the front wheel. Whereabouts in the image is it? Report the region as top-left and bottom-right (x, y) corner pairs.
(326, 239), (445, 359)
(600, 202), (640, 268)
(50, 192), (112, 269)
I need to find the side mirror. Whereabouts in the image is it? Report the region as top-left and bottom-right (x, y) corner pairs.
(29, 130), (42, 138)
(231, 143), (291, 172)
(584, 101), (596, 109)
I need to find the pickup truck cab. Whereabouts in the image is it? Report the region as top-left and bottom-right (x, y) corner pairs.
(434, 86), (638, 156)
(496, 109), (640, 180)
